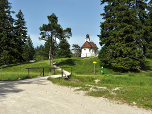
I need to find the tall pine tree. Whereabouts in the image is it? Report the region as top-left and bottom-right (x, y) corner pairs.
(43, 38), (58, 60)
(0, 0), (17, 65)
(55, 39), (72, 58)
(14, 9), (27, 62)
(98, 0), (148, 71)
(144, 0), (152, 58)
(39, 13), (72, 66)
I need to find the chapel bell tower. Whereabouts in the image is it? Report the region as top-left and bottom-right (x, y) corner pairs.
(85, 33), (90, 42)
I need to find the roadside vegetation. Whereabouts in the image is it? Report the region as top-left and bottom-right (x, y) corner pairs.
(0, 60), (61, 81)
(48, 57), (152, 110)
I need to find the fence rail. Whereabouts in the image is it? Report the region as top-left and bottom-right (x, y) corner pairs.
(26, 67), (72, 78)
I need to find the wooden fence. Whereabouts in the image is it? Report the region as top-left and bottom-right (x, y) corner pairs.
(26, 67), (72, 77)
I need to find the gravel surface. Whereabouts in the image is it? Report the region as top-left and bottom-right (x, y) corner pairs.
(0, 76), (151, 114)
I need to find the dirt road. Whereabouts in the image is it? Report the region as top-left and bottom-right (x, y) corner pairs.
(0, 76), (151, 114)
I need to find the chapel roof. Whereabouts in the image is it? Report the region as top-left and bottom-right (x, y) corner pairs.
(81, 41), (98, 49)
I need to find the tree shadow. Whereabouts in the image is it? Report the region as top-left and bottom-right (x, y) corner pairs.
(0, 61), (36, 69)
(141, 65), (152, 71)
(0, 76), (49, 100)
(57, 58), (78, 66)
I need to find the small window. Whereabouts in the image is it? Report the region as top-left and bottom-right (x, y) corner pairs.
(84, 49), (86, 51)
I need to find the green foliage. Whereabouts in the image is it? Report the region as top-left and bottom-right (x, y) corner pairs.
(22, 35), (35, 61)
(55, 39), (72, 58)
(72, 44), (81, 57)
(33, 45), (45, 61)
(0, 0), (17, 65)
(143, 1), (152, 58)
(14, 9), (27, 62)
(145, 41), (152, 58)
(43, 38), (58, 59)
(39, 13), (72, 65)
(98, 0), (149, 71)
(0, 1), (28, 65)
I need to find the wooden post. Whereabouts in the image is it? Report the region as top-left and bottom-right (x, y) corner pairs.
(54, 68), (55, 75)
(71, 67), (72, 75)
(49, 68), (51, 76)
(94, 63), (95, 75)
(43, 68), (44, 76)
(28, 69), (29, 77)
(61, 68), (63, 77)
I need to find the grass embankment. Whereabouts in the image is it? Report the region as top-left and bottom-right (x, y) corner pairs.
(48, 57), (152, 109)
(0, 60), (61, 81)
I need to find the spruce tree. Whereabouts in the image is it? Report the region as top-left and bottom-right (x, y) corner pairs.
(14, 9), (27, 62)
(98, 0), (148, 71)
(143, 0), (152, 58)
(22, 35), (35, 61)
(0, 0), (17, 65)
(55, 39), (72, 58)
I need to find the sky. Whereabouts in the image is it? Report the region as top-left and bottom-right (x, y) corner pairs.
(8, 0), (151, 50)
(8, 0), (106, 50)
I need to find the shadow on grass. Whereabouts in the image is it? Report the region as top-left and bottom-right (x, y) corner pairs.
(141, 65), (152, 71)
(0, 61), (36, 69)
(57, 58), (78, 66)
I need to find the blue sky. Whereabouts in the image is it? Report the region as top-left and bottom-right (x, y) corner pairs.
(9, 0), (105, 50)
(8, 0), (151, 50)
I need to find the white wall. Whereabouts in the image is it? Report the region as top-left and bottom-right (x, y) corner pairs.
(81, 48), (98, 57)
(81, 48), (89, 54)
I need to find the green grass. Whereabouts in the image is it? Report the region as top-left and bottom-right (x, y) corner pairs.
(48, 74), (152, 109)
(0, 60), (62, 81)
(54, 56), (102, 75)
(48, 57), (152, 110)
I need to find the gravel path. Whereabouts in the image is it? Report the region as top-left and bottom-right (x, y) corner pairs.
(0, 76), (151, 114)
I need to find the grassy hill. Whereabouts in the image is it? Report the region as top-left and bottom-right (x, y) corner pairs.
(54, 56), (152, 76)
(0, 56), (152, 80)
(0, 60), (61, 81)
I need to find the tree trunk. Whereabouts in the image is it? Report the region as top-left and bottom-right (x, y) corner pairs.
(49, 50), (50, 65)
(52, 51), (54, 66)
(49, 33), (53, 66)
(74, 49), (76, 57)
(135, 0), (136, 8)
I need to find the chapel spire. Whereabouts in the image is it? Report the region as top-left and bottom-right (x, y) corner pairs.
(85, 33), (90, 42)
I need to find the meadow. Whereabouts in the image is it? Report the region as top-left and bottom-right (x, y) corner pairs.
(49, 57), (152, 109)
(0, 60), (61, 81)
(0, 57), (152, 109)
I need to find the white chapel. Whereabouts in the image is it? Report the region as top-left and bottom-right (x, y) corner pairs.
(81, 34), (98, 57)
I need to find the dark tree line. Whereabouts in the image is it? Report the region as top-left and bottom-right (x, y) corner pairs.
(0, 0), (35, 66)
(98, 0), (152, 71)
